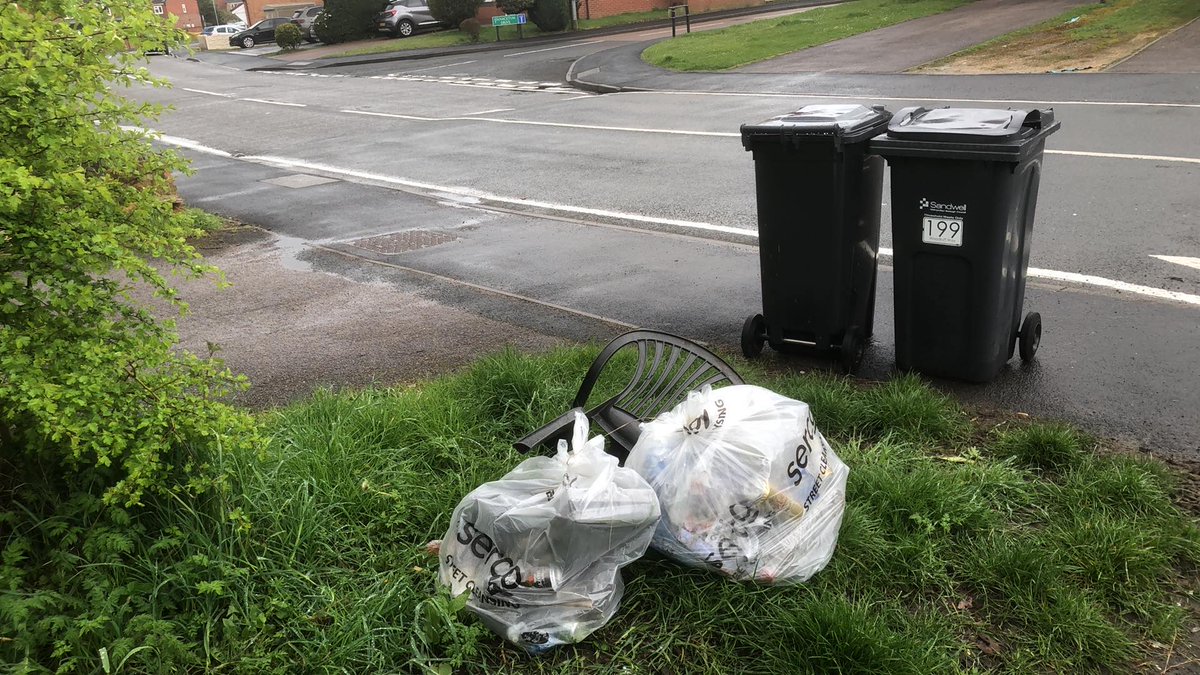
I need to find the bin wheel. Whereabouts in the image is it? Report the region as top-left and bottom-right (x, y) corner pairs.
(840, 327), (865, 374)
(741, 314), (766, 359)
(1019, 312), (1042, 362)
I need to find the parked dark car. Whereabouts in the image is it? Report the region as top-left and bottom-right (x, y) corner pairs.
(290, 6), (322, 42)
(375, 0), (443, 38)
(229, 17), (289, 48)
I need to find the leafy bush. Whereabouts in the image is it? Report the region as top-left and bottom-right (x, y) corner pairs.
(459, 17), (481, 42)
(276, 22), (302, 49)
(429, 0), (483, 27)
(529, 0), (569, 31)
(0, 0), (259, 506)
(313, 0), (387, 43)
(497, 0), (535, 14)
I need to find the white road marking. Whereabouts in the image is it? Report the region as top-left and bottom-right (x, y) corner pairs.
(240, 98), (307, 107)
(146, 131), (1200, 307)
(626, 90), (1200, 110)
(1048, 149), (1200, 165)
(873, 247), (1198, 306)
(463, 108), (515, 116)
(1151, 255), (1200, 271)
(404, 60), (477, 72)
(1023, 267), (1200, 306)
(341, 108), (739, 137)
(343, 110), (437, 121)
(182, 87), (234, 97)
(339, 110), (1200, 163)
(503, 40), (602, 57)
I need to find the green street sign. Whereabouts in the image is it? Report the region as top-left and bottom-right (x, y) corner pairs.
(491, 14), (526, 26)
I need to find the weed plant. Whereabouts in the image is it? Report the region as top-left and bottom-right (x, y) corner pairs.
(3, 346), (1197, 672)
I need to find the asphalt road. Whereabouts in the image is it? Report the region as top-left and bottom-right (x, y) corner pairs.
(129, 34), (1200, 456)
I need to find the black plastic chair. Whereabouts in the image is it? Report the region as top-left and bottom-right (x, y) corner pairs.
(513, 330), (744, 464)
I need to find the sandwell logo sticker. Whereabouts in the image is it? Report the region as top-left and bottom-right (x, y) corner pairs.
(920, 197), (966, 247)
(919, 197), (967, 213)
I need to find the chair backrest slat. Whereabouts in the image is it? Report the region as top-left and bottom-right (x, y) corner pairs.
(527, 330), (744, 462)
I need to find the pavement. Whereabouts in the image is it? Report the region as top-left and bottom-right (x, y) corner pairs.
(154, 3), (1200, 460)
(1108, 17), (1200, 74)
(734, 0), (1091, 74)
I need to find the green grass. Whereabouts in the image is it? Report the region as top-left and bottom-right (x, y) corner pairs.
(318, 25), (548, 59)
(643, 0), (972, 71)
(3, 344), (1198, 673)
(315, 6), (703, 60)
(182, 206), (225, 233)
(918, 0), (1200, 71)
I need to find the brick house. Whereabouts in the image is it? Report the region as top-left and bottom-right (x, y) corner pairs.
(152, 0), (203, 32)
(238, 0), (322, 25)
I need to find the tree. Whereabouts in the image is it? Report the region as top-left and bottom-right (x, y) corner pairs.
(528, 0), (569, 31)
(496, 0), (534, 14)
(428, 0), (482, 28)
(312, 0), (387, 43)
(0, 0), (258, 505)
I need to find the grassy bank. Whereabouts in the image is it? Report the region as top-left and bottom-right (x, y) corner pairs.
(317, 6), (695, 60)
(318, 24), (547, 59)
(3, 346), (1198, 672)
(915, 0), (1200, 73)
(642, 0), (971, 71)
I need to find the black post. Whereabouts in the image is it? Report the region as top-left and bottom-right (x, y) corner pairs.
(684, 5), (690, 33)
(670, 7), (676, 37)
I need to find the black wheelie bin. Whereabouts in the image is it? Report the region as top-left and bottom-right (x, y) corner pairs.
(739, 104), (892, 373)
(870, 106), (1061, 383)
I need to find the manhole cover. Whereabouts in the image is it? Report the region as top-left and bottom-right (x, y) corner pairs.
(261, 173), (339, 189)
(350, 229), (459, 254)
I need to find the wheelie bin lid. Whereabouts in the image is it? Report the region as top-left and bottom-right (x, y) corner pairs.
(741, 104), (892, 150)
(869, 106), (1060, 162)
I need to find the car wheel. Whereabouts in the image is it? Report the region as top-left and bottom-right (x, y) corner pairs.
(396, 19), (414, 37)
(241, 36), (255, 48)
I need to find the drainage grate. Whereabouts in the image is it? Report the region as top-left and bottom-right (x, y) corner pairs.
(349, 229), (459, 255)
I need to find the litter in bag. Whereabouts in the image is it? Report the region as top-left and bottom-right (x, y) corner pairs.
(625, 384), (848, 583)
(438, 411), (660, 652)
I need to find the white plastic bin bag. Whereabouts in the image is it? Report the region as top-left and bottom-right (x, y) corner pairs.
(625, 385), (848, 583)
(438, 411), (660, 652)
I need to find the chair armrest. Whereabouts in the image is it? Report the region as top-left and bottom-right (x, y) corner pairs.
(512, 408), (583, 454)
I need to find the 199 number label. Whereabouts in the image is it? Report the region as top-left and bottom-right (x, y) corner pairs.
(921, 215), (964, 247)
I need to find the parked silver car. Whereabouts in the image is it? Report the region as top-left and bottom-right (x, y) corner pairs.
(290, 6), (323, 42)
(375, 0), (443, 38)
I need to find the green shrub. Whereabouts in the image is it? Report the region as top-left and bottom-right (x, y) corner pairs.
(0, 0), (258, 506)
(459, 17), (481, 42)
(529, 0), (569, 31)
(276, 21), (303, 49)
(429, 0), (483, 27)
(313, 0), (387, 43)
(497, 0), (535, 14)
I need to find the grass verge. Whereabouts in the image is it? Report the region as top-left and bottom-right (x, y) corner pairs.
(3, 345), (1198, 672)
(319, 25), (544, 58)
(642, 0), (971, 71)
(314, 4), (769, 60)
(914, 0), (1200, 73)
